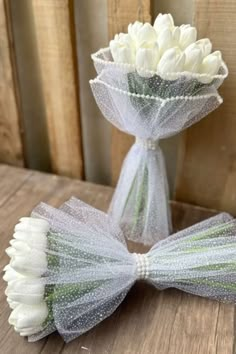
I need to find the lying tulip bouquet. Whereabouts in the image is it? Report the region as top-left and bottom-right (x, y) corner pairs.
(90, 13), (228, 245)
(4, 197), (236, 342)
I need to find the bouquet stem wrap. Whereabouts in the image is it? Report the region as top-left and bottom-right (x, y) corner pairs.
(4, 198), (236, 342)
(90, 48), (228, 245)
(109, 137), (172, 244)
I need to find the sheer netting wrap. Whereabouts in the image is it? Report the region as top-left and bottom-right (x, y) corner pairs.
(90, 47), (228, 245)
(20, 197), (236, 342)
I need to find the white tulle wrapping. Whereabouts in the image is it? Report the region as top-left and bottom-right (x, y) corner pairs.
(90, 48), (228, 245)
(22, 198), (236, 342)
(109, 142), (171, 244)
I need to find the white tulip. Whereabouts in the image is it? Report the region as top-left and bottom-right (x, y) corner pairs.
(128, 21), (143, 41)
(186, 38), (212, 58)
(15, 217), (49, 233)
(110, 33), (135, 64)
(154, 13), (174, 34)
(136, 43), (160, 76)
(7, 298), (19, 310)
(184, 47), (203, 73)
(10, 242), (47, 276)
(158, 47), (185, 80)
(16, 326), (43, 337)
(135, 23), (157, 46)
(158, 27), (180, 55)
(13, 230), (47, 251)
(179, 24), (197, 50)
(6, 277), (45, 305)
(199, 51), (222, 83)
(5, 246), (17, 258)
(8, 302), (48, 336)
(3, 264), (25, 283)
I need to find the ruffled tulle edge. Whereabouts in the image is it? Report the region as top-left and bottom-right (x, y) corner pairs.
(90, 75), (223, 105)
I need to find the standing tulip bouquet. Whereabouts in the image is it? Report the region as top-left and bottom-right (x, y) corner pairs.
(90, 13), (228, 245)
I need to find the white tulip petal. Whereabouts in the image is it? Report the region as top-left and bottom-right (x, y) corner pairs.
(179, 25), (197, 50)
(158, 47), (185, 80)
(15, 218), (49, 234)
(7, 298), (19, 309)
(110, 33), (135, 65)
(13, 231), (47, 251)
(128, 21), (143, 41)
(15, 303), (48, 329)
(19, 217), (49, 229)
(136, 23), (157, 46)
(184, 47), (203, 73)
(5, 247), (17, 258)
(199, 51), (222, 83)
(136, 43), (160, 76)
(3, 265), (25, 282)
(19, 326), (42, 336)
(154, 13), (174, 34)
(10, 248), (47, 277)
(6, 278), (45, 305)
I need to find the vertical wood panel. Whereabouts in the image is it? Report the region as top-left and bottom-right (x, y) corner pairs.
(0, 0), (23, 166)
(107, 0), (151, 185)
(175, 0), (236, 214)
(31, 0), (83, 178)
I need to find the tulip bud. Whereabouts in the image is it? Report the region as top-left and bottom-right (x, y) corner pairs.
(179, 24), (197, 50)
(186, 38), (212, 58)
(199, 51), (222, 83)
(3, 264), (25, 283)
(19, 217), (49, 229)
(7, 298), (19, 310)
(136, 43), (160, 77)
(10, 246), (47, 277)
(8, 302), (48, 336)
(5, 246), (17, 258)
(136, 23), (157, 46)
(158, 27), (180, 55)
(110, 33), (135, 64)
(6, 278), (45, 305)
(184, 47), (203, 73)
(128, 21), (143, 41)
(158, 47), (185, 80)
(154, 13), (174, 34)
(13, 230), (47, 251)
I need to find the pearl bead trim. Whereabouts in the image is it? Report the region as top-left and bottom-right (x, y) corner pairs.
(135, 137), (159, 150)
(133, 253), (150, 280)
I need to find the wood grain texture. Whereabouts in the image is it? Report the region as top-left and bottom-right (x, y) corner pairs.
(0, 0), (23, 166)
(175, 0), (236, 214)
(31, 0), (83, 178)
(107, 0), (151, 185)
(0, 164), (234, 353)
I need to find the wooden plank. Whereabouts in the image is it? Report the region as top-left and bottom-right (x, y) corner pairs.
(0, 164), (234, 353)
(0, 0), (23, 166)
(30, 0), (83, 178)
(107, 0), (151, 185)
(175, 0), (236, 215)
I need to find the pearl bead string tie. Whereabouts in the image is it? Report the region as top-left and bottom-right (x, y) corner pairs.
(133, 253), (150, 280)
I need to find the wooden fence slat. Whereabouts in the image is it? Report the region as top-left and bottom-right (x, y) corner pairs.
(0, 0), (23, 166)
(175, 0), (236, 214)
(31, 0), (83, 178)
(107, 0), (151, 186)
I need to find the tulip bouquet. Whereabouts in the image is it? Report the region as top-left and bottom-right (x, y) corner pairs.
(3, 197), (236, 342)
(90, 13), (228, 245)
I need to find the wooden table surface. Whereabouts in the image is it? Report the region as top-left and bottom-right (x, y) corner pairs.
(0, 164), (235, 354)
